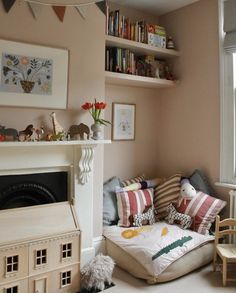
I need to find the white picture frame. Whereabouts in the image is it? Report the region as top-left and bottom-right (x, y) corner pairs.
(0, 39), (68, 109)
(112, 103), (136, 141)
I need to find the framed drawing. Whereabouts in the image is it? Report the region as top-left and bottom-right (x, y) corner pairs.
(112, 103), (136, 141)
(0, 39), (68, 109)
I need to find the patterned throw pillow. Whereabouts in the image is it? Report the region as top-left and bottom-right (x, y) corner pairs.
(116, 188), (154, 227)
(176, 191), (227, 235)
(121, 174), (145, 187)
(153, 173), (182, 220)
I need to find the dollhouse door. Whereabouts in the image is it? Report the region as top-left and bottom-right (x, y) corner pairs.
(34, 278), (47, 293)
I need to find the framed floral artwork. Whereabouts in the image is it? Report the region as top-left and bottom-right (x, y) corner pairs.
(112, 103), (136, 141)
(0, 39), (68, 109)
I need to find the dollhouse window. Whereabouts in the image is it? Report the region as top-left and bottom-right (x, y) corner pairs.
(61, 270), (71, 287)
(61, 243), (72, 259)
(5, 286), (18, 293)
(35, 249), (47, 267)
(6, 255), (18, 273)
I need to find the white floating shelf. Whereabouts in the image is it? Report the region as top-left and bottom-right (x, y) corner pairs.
(105, 35), (180, 59)
(0, 140), (111, 147)
(105, 71), (176, 88)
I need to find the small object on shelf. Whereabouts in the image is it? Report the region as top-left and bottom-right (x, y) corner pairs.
(50, 112), (65, 140)
(18, 124), (34, 141)
(167, 36), (175, 49)
(0, 134), (5, 141)
(165, 65), (174, 81)
(35, 126), (45, 141)
(69, 123), (90, 140)
(0, 125), (18, 141)
(91, 122), (103, 140)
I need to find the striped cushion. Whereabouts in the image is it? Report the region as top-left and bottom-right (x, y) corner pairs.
(116, 188), (154, 227)
(121, 174), (145, 187)
(176, 192), (227, 235)
(153, 173), (181, 220)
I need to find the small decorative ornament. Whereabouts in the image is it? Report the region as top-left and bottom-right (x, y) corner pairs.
(166, 36), (175, 49)
(81, 99), (111, 140)
(91, 122), (102, 140)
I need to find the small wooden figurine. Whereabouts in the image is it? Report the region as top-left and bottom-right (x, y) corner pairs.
(68, 123), (90, 140)
(19, 124), (35, 141)
(0, 125), (18, 141)
(50, 112), (64, 140)
(35, 127), (45, 141)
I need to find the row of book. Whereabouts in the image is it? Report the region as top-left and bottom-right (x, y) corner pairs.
(106, 6), (166, 48)
(105, 47), (171, 79)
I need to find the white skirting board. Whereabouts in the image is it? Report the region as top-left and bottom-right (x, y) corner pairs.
(81, 236), (106, 267)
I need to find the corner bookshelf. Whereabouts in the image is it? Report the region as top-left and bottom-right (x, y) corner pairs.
(105, 35), (180, 89)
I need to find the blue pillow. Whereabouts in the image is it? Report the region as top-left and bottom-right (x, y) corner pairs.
(103, 176), (121, 226)
(189, 169), (214, 195)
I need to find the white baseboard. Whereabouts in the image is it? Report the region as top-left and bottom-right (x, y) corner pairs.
(80, 236), (106, 267)
(93, 235), (106, 255)
(81, 247), (95, 267)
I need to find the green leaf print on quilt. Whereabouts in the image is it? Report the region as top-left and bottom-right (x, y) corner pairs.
(152, 236), (193, 261)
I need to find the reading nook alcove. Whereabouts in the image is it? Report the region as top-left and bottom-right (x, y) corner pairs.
(0, 140), (110, 293)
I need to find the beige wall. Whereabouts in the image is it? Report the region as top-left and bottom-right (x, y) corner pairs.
(104, 3), (161, 182)
(159, 0), (229, 207)
(104, 85), (160, 181)
(0, 0), (105, 237)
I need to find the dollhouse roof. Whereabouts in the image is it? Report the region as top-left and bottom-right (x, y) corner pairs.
(0, 202), (79, 246)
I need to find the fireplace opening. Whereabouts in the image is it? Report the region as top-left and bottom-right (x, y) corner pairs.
(0, 172), (68, 210)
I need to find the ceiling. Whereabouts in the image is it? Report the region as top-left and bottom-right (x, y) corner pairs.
(110, 0), (200, 16)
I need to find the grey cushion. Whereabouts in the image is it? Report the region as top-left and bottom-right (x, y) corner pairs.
(103, 176), (121, 226)
(189, 169), (214, 195)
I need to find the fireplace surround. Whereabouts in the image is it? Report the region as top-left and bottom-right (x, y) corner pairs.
(0, 139), (110, 266)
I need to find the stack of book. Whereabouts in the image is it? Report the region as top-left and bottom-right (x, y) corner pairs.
(106, 4), (167, 48)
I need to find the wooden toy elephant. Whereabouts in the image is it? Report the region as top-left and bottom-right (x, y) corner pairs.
(69, 123), (90, 140)
(0, 125), (18, 141)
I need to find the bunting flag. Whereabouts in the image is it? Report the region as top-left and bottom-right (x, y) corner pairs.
(75, 6), (87, 19)
(52, 5), (66, 22)
(27, 2), (42, 19)
(96, 0), (106, 15)
(2, 0), (16, 13)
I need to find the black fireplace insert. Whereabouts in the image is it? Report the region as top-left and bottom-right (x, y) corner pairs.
(0, 172), (68, 210)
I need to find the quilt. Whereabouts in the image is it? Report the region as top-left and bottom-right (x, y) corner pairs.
(103, 222), (214, 276)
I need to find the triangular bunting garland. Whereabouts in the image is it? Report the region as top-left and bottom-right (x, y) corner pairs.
(96, 0), (106, 15)
(27, 3), (42, 19)
(2, 0), (16, 13)
(75, 6), (87, 19)
(52, 6), (66, 22)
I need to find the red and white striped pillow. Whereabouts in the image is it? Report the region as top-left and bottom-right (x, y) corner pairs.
(176, 191), (227, 235)
(116, 188), (154, 227)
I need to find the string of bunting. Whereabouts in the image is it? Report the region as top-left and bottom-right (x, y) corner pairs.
(1, 0), (106, 22)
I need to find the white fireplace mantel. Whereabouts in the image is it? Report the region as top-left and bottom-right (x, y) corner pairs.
(0, 139), (111, 265)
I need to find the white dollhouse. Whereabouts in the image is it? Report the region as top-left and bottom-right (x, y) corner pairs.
(0, 203), (80, 293)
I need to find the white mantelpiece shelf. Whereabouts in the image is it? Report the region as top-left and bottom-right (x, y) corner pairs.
(0, 139), (111, 147)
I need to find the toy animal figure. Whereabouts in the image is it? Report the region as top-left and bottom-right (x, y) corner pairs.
(35, 127), (44, 141)
(80, 254), (115, 292)
(0, 125), (18, 141)
(179, 178), (197, 205)
(166, 203), (192, 230)
(68, 123), (90, 140)
(130, 205), (155, 227)
(50, 112), (64, 137)
(19, 124), (34, 141)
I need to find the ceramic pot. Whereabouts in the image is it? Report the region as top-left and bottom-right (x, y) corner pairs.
(91, 123), (103, 140)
